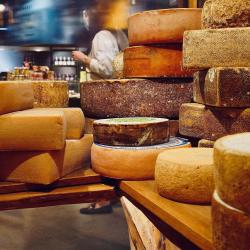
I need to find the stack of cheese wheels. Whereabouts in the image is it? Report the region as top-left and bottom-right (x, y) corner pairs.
(0, 81), (92, 184)
(180, 0), (250, 146)
(155, 148), (214, 204)
(91, 117), (191, 180)
(213, 133), (250, 250)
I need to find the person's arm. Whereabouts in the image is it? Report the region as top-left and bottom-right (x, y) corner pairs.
(72, 51), (91, 67)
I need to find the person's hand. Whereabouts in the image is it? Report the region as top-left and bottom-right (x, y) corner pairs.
(72, 51), (91, 66)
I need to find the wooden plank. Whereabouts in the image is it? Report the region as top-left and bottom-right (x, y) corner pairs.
(0, 183), (116, 211)
(120, 180), (212, 250)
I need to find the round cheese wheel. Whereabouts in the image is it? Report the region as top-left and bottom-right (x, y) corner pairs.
(91, 137), (191, 180)
(212, 191), (250, 250)
(124, 46), (194, 78)
(129, 8), (202, 45)
(198, 139), (215, 148)
(93, 117), (170, 146)
(214, 133), (250, 214)
(155, 148), (214, 204)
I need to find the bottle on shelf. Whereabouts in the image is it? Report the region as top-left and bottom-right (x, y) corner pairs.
(55, 57), (58, 66)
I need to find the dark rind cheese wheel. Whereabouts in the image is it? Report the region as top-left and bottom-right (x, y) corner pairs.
(91, 137), (191, 180)
(179, 103), (250, 141)
(212, 191), (250, 250)
(129, 8), (202, 45)
(124, 46), (194, 78)
(194, 68), (250, 107)
(81, 79), (192, 119)
(93, 117), (170, 146)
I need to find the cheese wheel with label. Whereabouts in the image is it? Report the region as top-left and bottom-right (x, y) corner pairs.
(214, 133), (250, 213)
(0, 81), (34, 115)
(0, 134), (93, 184)
(124, 46), (194, 78)
(91, 137), (191, 180)
(155, 148), (214, 204)
(129, 8), (202, 45)
(93, 117), (170, 146)
(212, 191), (250, 250)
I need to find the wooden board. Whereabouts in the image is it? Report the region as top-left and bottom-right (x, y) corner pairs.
(120, 180), (212, 250)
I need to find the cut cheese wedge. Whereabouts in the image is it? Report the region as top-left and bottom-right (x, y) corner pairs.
(0, 81), (34, 115)
(212, 191), (250, 250)
(91, 137), (191, 180)
(155, 148), (214, 204)
(129, 8), (202, 45)
(93, 117), (170, 146)
(0, 135), (93, 184)
(214, 133), (250, 214)
(0, 109), (66, 151)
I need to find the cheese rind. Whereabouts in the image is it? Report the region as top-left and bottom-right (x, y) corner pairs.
(91, 137), (191, 180)
(129, 8), (202, 45)
(0, 109), (66, 150)
(183, 28), (250, 69)
(0, 135), (93, 184)
(214, 133), (250, 213)
(179, 103), (250, 141)
(124, 46), (194, 78)
(155, 148), (214, 204)
(0, 81), (34, 115)
(212, 191), (250, 250)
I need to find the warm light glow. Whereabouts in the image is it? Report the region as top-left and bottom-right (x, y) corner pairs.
(0, 4), (5, 12)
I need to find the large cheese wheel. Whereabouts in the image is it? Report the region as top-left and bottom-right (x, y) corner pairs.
(93, 117), (169, 146)
(194, 68), (250, 107)
(33, 81), (69, 108)
(81, 79), (192, 118)
(128, 8), (202, 45)
(212, 191), (250, 250)
(0, 81), (34, 115)
(124, 46), (194, 78)
(183, 28), (250, 69)
(155, 148), (214, 204)
(91, 137), (191, 180)
(198, 139), (215, 148)
(214, 133), (250, 214)
(202, 0), (250, 29)
(0, 135), (93, 184)
(179, 103), (250, 141)
(0, 109), (66, 151)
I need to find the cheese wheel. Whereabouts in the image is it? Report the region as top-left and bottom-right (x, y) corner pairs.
(183, 28), (250, 69)
(212, 191), (250, 250)
(129, 8), (202, 45)
(124, 46), (194, 78)
(198, 139), (215, 148)
(84, 117), (96, 134)
(33, 81), (69, 108)
(0, 109), (66, 151)
(169, 120), (179, 137)
(214, 133), (250, 214)
(155, 148), (214, 204)
(202, 0), (250, 29)
(93, 117), (170, 146)
(0, 135), (93, 184)
(112, 52), (124, 79)
(81, 79), (192, 118)
(91, 137), (191, 180)
(179, 103), (250, 141)
(0, 81), (34, 115)
(194, 68), (250, 107)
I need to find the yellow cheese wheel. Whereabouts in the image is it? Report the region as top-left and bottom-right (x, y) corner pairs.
(214, 133), (250, 213)
(0, 135), (93, 184)
(91, 137), (191, 180)
(0, 81), (34, 115)
(0, 109), (66, 151)
(155, 148), (214, 204)
(212, 191), (250, 250)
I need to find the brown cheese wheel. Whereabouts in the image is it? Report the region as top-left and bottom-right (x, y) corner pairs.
(129, 8), (202, 45)
(198, 139), (215, 148)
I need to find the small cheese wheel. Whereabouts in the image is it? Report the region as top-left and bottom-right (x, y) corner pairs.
(129, 8), (202, 45)
(212, 191), (250, 250)
(198, 139), (215, 148)
(214, 133), (250, 214)
(0, 81), (34, 115)
(93, 117), (170, 146)
(0, 134), (93, 184)
(155, 148), (214, 204)
(91, 137), (191, 180)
